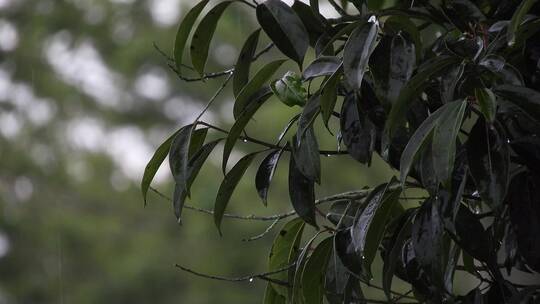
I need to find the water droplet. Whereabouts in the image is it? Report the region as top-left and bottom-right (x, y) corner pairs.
(249, 278), (254, 282)
(507, 139), (511, 144)
(325, 154), (331, 157)
(242, 139), (248, 143)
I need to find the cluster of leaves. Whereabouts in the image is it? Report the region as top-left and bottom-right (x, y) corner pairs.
(142, 0), (540, 303)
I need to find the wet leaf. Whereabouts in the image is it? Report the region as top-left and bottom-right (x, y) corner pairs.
(255, 148), (284, 205)
(432, 99), (467, 186)
(288, 154), (318, 228)
(256, 0), (309, 65)
(385, 56), (460, 149)
(169, 124), (196, 194)
(440, 62), (465, 104)
(173, 139), (222, 222)
(454, 205), (491, 262)
(301, 237), (333, 304)
(508, 0), (537, 46)
(293, 127), (321, 184)
(387, 33), (416, 104)
(340, 93), (376, 164)
(233, 29), (261, 97)
(302, 56), (341, 80)
(320, 67), (342, 128)
(214, 152), (258, 235)
(494, 85), (540, 123)
(467, 119), (510, 210)
(223, 86), (273, 172)
(334, 228), (363, 277)
(475, 87), (497, 123)
(264, 283), (286, 304)
(173, 0), (210, 72)
(190, 1), (233, 76)
(268, 218), (305, 296)
(351, 179), (401, 278)
(343, 20), (379, 90)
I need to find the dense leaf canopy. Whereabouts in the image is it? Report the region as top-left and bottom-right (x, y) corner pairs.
(144, 0), (540, 303)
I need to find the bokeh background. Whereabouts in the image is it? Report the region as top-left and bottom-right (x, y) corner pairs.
(0, 0), (400, 303)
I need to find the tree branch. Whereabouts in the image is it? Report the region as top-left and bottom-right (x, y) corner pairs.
(242, 218), (281, 242)
(149, 186), (371, 221)
(175, 263), (293, 286)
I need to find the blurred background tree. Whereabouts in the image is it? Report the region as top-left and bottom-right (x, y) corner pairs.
(0, 0), (392, 303)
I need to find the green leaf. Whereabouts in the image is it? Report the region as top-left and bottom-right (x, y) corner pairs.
(343, 20), (379, 90)
(173, 0), (210, 73)
(214, 152), (258, 235)
(387, 33), (415, 104)
(173, 139), (222, 223)
(399, 104), (446, 186)
(319, 21), (361, 56)
(142, 128), (180, 205)
(268, 218), (305, 297)
(297, 95), (320, 144)
(475, 87), (496, 123)
(383, 15), (423, 61)
(493, 84), (540, 123)
(351, 178), (401, 278)
(233, 29), (261, 97)
(289, 153), (318, 228)
(432, 99), (467, 186)
(271, 71), (307, 107)
(467, 119), (510, 210)
(169, 124), (196, 194)
(382, 209), (415, 301)
(291, 0), (328, 47)
(385, 56), (460, 154)
(301, 237), (333, 304)
(508, 0), (538, 46)
(320, 67), (342, 128)
(256, 0), (309, 65)
(292, 128), (321, 184)
(263, 283), (286, 304)
(292, 231), (324, 303)
(340, 92), (376, 164)
(190, 1), (233, 76)
(223, 86), (273, 173)
(440, 62), (465, 104)
(233, 59), (287, 118)
(302, 56), (341, 80)
(255, 148), (285, 206)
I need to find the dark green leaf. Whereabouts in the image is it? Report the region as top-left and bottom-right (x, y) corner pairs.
(319, 21), (360, 56)
(432, 99), (467, 186)
(263, 283), (286, 304)
(268, 218), (305, 296)
(288, 154), (318, 228)
(440, 62), (465, 104)
(271, 71), (307, 107)
(142, 128), (181, 205)
(475, 87), (497, 123)
(320, 67), (342, 128)
(223, 86), (273, 172)
(292, 231), (323, 303)
(190, 1), (233, 76)
(383, 209), (415, 301)
(455, 205), (491, 262)
(385, 56), (460, 151)
(169, 124), (196, 194)
(494, 85), (540, 123)
(214, 152), (258, 235)
(302, 56), (341, 80)
(335, 228), (363, 277)
(343, 20), (379, 90)
(383, 15), (423, 61)
(467, 119), (510, 210)
(173, 139), (222, 222)
(233, 29), (261, 97)
(399, 103), (447, 186)
(256, 0), (309, 65)
(340, 92), (376, 164)
(233, 59), (287, 118)
(292, 128), (321, 184)
(411, 198), (447, 290)
(508, 0), (537, 46)
(351, 179), (401, 278)
(291, 0), (328, 47)
(297, 95), (320, 143)
(255, 148), (284, 205)
(173, 0), (210, 72)
(386, 33), (416, 104)
(301, 237), (333, 304)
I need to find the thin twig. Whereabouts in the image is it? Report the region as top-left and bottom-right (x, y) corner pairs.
(197, 121), (349, 155)
(175, 263), (293, 286)
(195, 73), (234, 122)
(150, 186), (371, 221)
(327, 0), (349, 16)
(242, 217), (281, 242)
